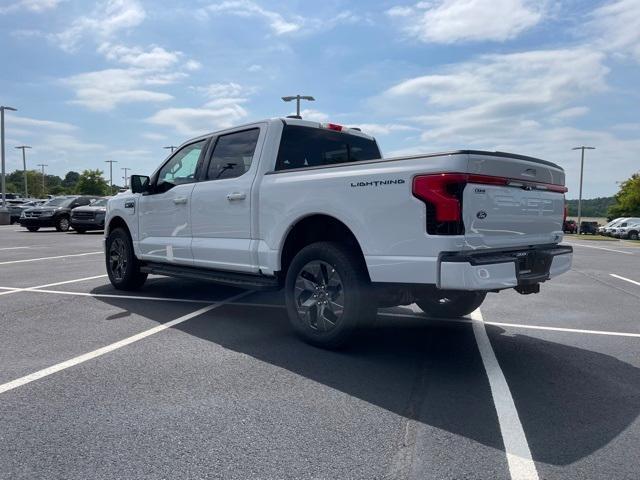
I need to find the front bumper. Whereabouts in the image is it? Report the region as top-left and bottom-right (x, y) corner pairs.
(19, 217), (56, 228)
(438, 244), (573, 291)
(71, 218), (105, 229)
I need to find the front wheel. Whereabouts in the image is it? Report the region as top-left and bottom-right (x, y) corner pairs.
(26, 226), (39, 232)
(55, 215), (70, 232)
(284, 242), (375, 349)
(75, 227), (86, 234)
(105, 227), (147, 290)
(416, 290), (486, 318)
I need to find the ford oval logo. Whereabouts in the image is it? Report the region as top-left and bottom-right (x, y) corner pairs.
(476, 210), (487, 219)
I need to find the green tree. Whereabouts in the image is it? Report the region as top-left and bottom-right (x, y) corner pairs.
(608, 173), (640, 219)
(5, 169), (46, 197)
(62, 171), (80, 189)
(75, 169), (109, 195)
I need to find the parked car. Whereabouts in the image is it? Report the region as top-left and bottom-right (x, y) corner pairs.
(613, 222), (640, 240)
(602, 218), (629, 236)
(70, 197), (110, 233)
(105, 117), (572, 348)
(6, 199), (27, 224)
(598, 219), (619, 235)
(19, 195), (101, 232)
(579, 221), (598, 235)
(563, 219), (577, 233)
(606, 218), (640, 236)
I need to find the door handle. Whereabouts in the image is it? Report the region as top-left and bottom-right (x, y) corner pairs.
(173, 197), (188, 205)
(226, 192), (246, 201)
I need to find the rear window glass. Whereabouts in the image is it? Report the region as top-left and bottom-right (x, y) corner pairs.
(276, 125), (381, 171)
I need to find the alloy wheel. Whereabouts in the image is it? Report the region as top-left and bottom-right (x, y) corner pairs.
(109, 238), (128, 281)
(294, 260), (345, 332)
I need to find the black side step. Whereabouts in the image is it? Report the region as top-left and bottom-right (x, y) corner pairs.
(140, 262), (280, 291)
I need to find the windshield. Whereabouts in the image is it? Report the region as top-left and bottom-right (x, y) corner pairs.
(90, 198), (108, 207)
(44, 197), (73, 207)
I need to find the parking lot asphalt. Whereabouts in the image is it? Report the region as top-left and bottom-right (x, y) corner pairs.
(0, 224), (638, 480)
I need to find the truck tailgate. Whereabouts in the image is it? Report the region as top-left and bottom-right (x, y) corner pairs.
(462, 152), (565, 250)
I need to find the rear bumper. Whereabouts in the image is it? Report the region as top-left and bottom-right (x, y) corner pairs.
(438, 244), (573, 291)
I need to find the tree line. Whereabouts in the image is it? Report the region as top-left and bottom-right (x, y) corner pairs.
(4, 169), (119, 197)
(567, 172), (639, 219)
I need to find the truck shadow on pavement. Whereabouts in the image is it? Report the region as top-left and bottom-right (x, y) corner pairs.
(93, 280), (640, 466)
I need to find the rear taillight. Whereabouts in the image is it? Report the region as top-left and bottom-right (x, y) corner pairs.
(322, 123), (343, 132)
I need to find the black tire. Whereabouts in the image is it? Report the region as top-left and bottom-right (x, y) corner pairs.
(105, 227), (147, 290)
(26, 226), (39, 232)
(416, 290), (486, 318)
(284, 242), (375, 349)
(55, 215), (70, 232)
(629, 231), (639, 241)
(75, 227), (86, 234)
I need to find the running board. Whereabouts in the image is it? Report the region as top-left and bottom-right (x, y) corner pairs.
(140, 262), (280, 291)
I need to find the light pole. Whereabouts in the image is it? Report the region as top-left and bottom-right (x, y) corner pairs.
(37, 163), (47, 196)
(281, 95), (315, 118)
(105, 160), (118, 194)
(121, 167), (130, 189)
(571, 146), (595, 234)
(15, 145), (32, 198)
(163, 145), (177, 153)
(1, 105), (17, 224)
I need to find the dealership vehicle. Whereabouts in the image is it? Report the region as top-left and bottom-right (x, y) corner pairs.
(70, 197), (110, 233)
(563, 219), (577, 233)
(605, 218), (638, 236)
(105, 118), (572, 347)
(598, 219), (619, 235)
(613, 221), (640, 240)
(579, 221), (598, 235)
(19, 195), (101, 232)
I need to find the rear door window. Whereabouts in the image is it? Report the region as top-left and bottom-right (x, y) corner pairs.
(206, 129), (260, 180)
(276, 125), (381, 171)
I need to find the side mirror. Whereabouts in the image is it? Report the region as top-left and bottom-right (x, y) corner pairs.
(131, 175), (150, 194)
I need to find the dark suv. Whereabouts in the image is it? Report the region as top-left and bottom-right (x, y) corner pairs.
(19, 196), (101, 232)
(70, 197), (109, 233)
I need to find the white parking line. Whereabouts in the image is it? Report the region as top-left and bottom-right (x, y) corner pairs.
(0, 274), (108, 297)
(471, 309), (539, 480)
(610, 273), (640, 287)
(0, 251), (102, 265)
(566, 242), (634, 255)
(0, 246), (32, 251)
(23, 288), (215, 304)
(0, 290), (251, 395)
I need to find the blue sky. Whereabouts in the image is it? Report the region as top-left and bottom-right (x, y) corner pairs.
(1, 0), (639, 197)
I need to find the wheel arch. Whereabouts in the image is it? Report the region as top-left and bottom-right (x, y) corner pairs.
(278, 214), (368, 278)
(106, 215), (131, 238)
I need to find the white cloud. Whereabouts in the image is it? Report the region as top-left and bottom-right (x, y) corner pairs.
(588, 0), (640, 63)
(197, 82), (245, 99)
(10, 115), (77, 132)
(297, 109), (329, 122)
(147, 106), (249, 136)
(55, 0), (146, 51)
(141, 132), (167, 141)
(98, 43), (182, 70)
(203, 0), (300, 35)
(0, 0), (62, 14)
(63, 69), (174, 111)
(387, 0), (544, 43)
(351, 123), (419, 136)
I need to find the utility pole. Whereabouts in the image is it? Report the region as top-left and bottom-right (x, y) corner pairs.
(105, 160), (118, 194)
(0, 105), (17, 224)
(163, 145), (177, 153)
(121, 167), (130, 188)
(571, 146), (595, 235)
(281, 95), (315, 118)
(15, 145), (32, 198)
(37, 163), (47, 196)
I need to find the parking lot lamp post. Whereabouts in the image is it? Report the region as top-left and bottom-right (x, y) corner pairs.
(121, 167), (130, 188)
(163, 145), (177, 153)
(281, 95), (315, 118)
(15, 145), (31, 198)
(571, 146), (595, 234)
(0, 106), (17, 224)
(37, 163), (47, 195)
(105, 160), (117, 194)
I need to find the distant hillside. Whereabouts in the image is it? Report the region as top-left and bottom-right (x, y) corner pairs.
(566, 197), (615, 217)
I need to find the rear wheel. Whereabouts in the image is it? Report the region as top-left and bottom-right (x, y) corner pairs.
(284, 242), (375, 349)
(416, 290), (486, 318)
(75, 227), (86, 234)
(26, 226), (39, 232)
(629, 231), (639, 241)
(105, 227), (147, 290)
(55, 215), (70, 232)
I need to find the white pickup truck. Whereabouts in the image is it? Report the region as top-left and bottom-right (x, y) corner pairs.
(105, 117), (572, 347)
